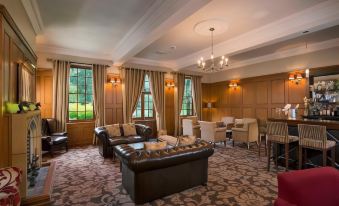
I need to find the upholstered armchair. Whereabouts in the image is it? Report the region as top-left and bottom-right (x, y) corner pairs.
(41, 118), (68, 157)
(199, 121), (227, 147)
(221, 116), (235, 139)
(182, 118), (201, 139)
(0, 167), (22, 206)
(232, 118), (259, 149)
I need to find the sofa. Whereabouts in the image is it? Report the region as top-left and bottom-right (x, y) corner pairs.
(94, 124), (152, 158)
(114, 141), (214, 204)
(232, 118), (259, 149)
(275, 167), (339, 206)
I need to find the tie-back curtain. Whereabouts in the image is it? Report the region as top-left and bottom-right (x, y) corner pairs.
(192, 75), (202, 120)
(149, 71), (166, 130)
(122, 68), (146, 123)
(174, 73), (186, 136)
(93, 64), (107, 127)
(52, 60), (70, 132)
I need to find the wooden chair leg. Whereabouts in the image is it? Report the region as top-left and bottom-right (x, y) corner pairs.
(224, 140), (227, 147)
(331, 147), (335, 167)
(267, 141), (271, 171)
(323, 149), (327, 166)
(65, 142), (68, 152)
(232, 140), (235, 147)
(298, 145), (302, 170)
(285, 143), (289, 171)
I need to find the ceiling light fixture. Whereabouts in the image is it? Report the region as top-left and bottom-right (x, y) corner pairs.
(197, 27), (228, 72)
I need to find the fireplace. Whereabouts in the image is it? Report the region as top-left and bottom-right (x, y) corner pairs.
(4, 110), (42, 199)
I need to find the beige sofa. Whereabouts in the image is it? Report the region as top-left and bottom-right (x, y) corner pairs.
(199, 121), (227, 147)
(232, 118), (259, 149)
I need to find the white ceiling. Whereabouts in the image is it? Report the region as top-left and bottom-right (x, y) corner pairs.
(23, 0), (339, 73)
(136, 0), (325, 61)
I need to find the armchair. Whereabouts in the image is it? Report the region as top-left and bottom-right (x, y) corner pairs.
(199, 121), (227, 147)
(41, 118), (68, 157)
(221, 116), (235, 139)
(182, 118), (201, 139)
(0, 167), (22, 206)
(232, 118), (259, 149)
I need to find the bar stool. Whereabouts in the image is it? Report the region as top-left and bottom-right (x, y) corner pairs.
(258, 119), (267, 157)
(267, 122), (299, 171)
(298, 124), (336, 169)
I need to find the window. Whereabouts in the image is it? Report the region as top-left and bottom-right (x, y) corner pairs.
(133, 75), (154, 119)
(181, 77), (193, 116)
(68, 66), (94, 121)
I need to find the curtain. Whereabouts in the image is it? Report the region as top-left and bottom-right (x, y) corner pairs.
(52, 60), (70, 132)
(192, 75), (202, 120)
(174, 73), (186, 136)
(93, 64), (107, 127)
(122, 68), (146, 123)
(18, 64), (35, 102)
(149, 71), (166, 130)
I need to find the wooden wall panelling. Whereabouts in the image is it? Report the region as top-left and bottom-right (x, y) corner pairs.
(36, 70), (53, 118)
(271, 79), (285, 103)
(67, 122), (95, 147)
(203, 71), (311, 122)
(105, 82), (123, 125)
(165, 86), (174, 135)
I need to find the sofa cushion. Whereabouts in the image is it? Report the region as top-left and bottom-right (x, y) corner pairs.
(106, 124), (121, 137)
(144, 141), (167, 151)
(122, 123), (137, 136)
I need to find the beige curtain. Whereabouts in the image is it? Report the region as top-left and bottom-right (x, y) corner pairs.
(122, 68), (146, 123)
(192, 75), (202, 120)
(52, 60), (70, 132)
(19, 64), (35, 102)
(149, 71), (166, 130)
(174, 73), (186, 136)
(93, 64), (107, 127)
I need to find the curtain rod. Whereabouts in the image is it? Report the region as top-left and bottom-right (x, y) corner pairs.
(46, 58), (111, 67)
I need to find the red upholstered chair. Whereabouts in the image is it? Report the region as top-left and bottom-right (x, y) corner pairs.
(275, 167), (339, 206)
(0, 167), (22, 206)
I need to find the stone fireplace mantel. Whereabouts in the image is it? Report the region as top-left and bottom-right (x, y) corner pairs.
(4, 110), (42, 200)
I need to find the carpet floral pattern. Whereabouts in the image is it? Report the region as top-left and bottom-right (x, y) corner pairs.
(49, 143), (278, 206)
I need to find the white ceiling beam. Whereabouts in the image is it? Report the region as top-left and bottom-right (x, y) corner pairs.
(111, 0), (211, 66)
(173, 0), (339, 70)
(21, 0), (44, 34)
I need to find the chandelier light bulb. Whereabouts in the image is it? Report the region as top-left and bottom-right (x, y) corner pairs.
(211, 54), (214, 59)
(198, 60), (201, 64)
(221, 56), (225, 59)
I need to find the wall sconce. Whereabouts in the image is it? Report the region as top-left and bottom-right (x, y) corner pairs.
(289, 72), (304, 84)
(110, 76), (121, 86)
(165, 79), (175, 88)
(229, 82), (238, 89)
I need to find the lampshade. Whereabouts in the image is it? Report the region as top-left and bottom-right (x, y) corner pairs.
(207, 102), (212, 108)
(288, 74), (295, 80)
(296, 73), (303, 80)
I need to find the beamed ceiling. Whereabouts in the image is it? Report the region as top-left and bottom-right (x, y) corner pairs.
(23, 0), (339, 73)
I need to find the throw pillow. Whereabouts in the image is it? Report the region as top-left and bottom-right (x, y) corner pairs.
(105, 124), (121, 137)
(179, 135), (196, 146)
(122, 123), (137, 136)
(144, 141), (167, 151)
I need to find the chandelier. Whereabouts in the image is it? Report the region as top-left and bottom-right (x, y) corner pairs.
(197, 27), (228, 72)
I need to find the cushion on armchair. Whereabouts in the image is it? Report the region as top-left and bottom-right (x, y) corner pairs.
(0, 167), (22, 206)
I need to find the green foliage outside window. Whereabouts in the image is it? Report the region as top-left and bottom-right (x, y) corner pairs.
(181, 78), (193, 116)
(133, 75), (154, 119)
(68, 67), (94, 120)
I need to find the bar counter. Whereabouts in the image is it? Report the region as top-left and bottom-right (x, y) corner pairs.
(267, 117), (339, 169)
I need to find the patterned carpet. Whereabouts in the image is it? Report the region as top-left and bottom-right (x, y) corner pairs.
(46, 143), (278, 206)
